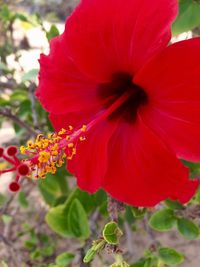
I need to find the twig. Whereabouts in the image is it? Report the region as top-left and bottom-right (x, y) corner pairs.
(29, 83), (39, 127)
(107, 195), (125, 221)
(0, 107), (39, 136)
(124, 222), (134, 255)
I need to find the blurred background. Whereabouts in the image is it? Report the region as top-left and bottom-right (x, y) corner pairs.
(1, 0), (200, 266)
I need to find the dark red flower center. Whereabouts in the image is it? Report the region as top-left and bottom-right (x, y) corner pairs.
(98, 72), (148, 122)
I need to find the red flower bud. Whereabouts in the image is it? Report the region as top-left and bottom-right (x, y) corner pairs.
(7, 146), (18, 156)
(9, 182), (20, 192)
(17, 164), (30, 176)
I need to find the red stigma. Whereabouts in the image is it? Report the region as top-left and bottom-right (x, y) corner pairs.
(0, 147), (4, 157)
(9, 182), (20, 192)
(17, 164), (30, 176)
(7, 146), (18, 156)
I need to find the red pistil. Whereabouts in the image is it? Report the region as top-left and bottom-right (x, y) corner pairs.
(0, 146), (24, 192)
(0, 91), (132, 192)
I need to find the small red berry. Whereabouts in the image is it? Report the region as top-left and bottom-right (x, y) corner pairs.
(9, 182), (20, 192)
(7, 146), (18, 156)
(17, 164), (30, 176)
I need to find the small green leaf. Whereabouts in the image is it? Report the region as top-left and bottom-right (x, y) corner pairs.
(83, 247), (97, 263)
(0, 62), (9, 71)
(30, 250), (42, 260)
(46, 25), (60, 41)
(194, 187), (200, 203)
(21, 69), (38, 82)
(132, 207), (147, 218)
(164, 199), (184, 210)
(103, 221), (123, 245)
(41, 246), (55, 257)
(149, 209), (176, 232)
(130, 258), (151, 267)
(177, 218), (199, 240)
(39, 166), (69, 206)
(158, 247), (184, 265)
(15, 13), (29, 22)
(173, 0), (200, 35)
(0, 194), (7, 206)
(68, 199), (90, 239)
(83, 240), (106, 263)
(2, 214), (12, 224)
(10, 90), (28, 102)
(45, 205), (71, 237)
(55, 252), (74, 267)
(18, 191), (29, 208)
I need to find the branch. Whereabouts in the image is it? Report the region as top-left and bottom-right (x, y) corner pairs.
(0, 107), (39, 136)
(107, 195), (125, 221)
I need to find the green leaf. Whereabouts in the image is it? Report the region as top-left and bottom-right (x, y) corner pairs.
(0, 5), (12, 22)
(177, 218), (199, 240)
(10, 90), (28, 102)
(41, 246), (55, 257)
(15, 13), (29, 22)
(158, 247), (184, 265)
(130, 258), (151, 267)
(195, 187), (200, 203)
(39, 166), (69, 206)
(173, 0), (200, 35)
(46, 25), (60, 41)
(2, 214), (12, 224)
(21, 69), (38, 82)
(68, 199), (90, 239)
(164, 199), (184, 210)
(149, 209), (177, 232)
(18, 191), (29, 208)
(45, 205), (71, 237)
(0, 62), (9, 71)
(83, 247), (97, 263)
(31, 250), (42, 260)
(0, 193), (7, 206)
(55, 252), (74, 267)
(103, 222), (123, 245)
(132, 207), (147, 218)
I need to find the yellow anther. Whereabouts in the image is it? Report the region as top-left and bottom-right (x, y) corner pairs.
(67, 156), (73, 160)
(48, 133), (53, 139)
(81, 125), (87, 132)
(38, 151), (51, 163)
(56, 160), (64, 167)
(79, 136), (86, 141)
(20, 146), (26, 154)
(72, 148), (76, 155)
(50, 143), (58, 151)
(51, 150), (58, 156)
(27, 140), (35, 149)
(68, 125), (73, 131)
(58, 128), (66, 135)
(67, 143), (74, 148)
(36, 134), (44, 142)
(66, 135), (71, 141)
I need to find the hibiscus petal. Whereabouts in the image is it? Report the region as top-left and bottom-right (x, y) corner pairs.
(64, 0), (178, 80)
(36, 36), (100, 114)
(102, 117), (198, 207)
(135, 38), (200, 161)
(67, 120), (118, 193)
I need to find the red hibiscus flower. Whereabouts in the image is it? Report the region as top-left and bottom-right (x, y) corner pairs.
(36, 0), (200, 207)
